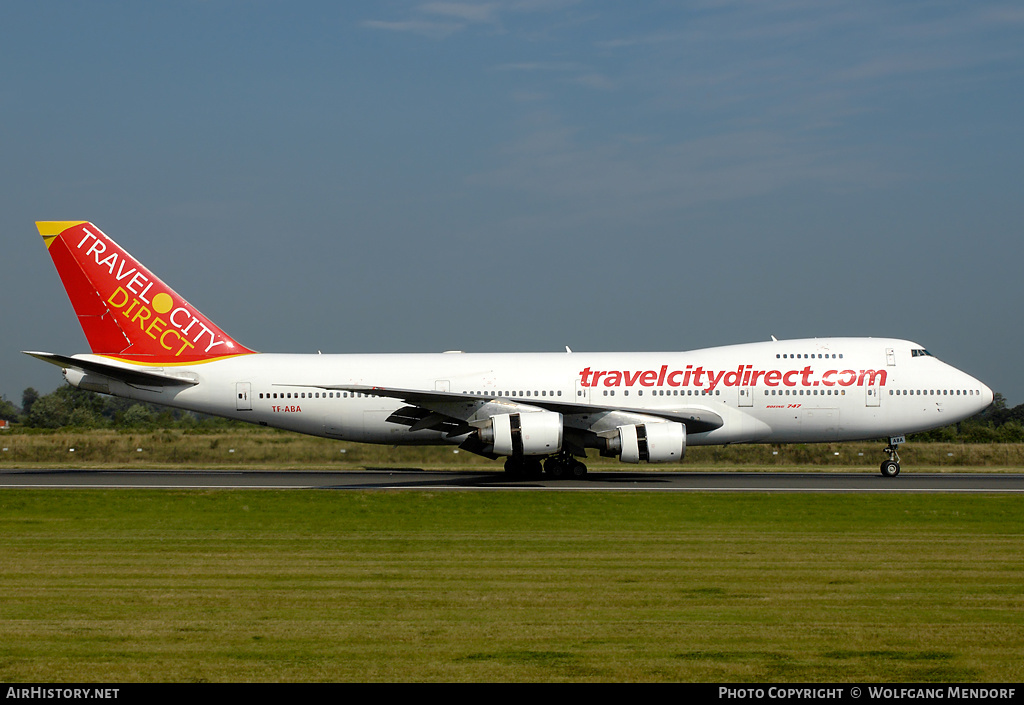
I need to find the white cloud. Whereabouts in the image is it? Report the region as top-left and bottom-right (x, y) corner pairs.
(420, 2), (501, 24)
(362, 0), (579, 40)
(360, 19), (464, 39)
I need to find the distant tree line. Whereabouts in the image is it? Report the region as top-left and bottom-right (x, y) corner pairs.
(2, 385), (1023, 441)
(0, 385), (243, 431)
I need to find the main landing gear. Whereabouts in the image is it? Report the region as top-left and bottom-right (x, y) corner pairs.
(880, 440), (902, 477)
(504, 453), (587, 479)
(503, 456), (542, 479)
(544, 453), (588, 479)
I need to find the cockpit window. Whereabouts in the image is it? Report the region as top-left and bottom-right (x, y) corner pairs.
(911, 349), (932, 357)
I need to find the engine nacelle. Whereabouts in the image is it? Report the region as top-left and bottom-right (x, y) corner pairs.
(478, 411), (563, 456)
(606, 422), (686, 463)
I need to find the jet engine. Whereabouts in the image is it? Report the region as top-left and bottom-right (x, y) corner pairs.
(605, 422), (686, 463)
(478, 411), (563, 456)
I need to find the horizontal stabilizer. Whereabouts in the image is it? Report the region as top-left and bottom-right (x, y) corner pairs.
(22, 351), (199, 387)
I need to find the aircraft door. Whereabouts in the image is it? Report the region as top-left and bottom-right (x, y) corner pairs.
(575, 379), (590, 404)
(236, 382), (252, 411)
(738, 387), (754, 407)
(865, 381), (881, 407)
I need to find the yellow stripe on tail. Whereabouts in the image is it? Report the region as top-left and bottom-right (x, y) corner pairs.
(36, 221), (87, 248)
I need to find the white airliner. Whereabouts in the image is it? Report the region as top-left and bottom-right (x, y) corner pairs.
(26, 221), (993, 477)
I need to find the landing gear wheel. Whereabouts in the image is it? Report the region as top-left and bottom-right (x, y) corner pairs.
(880, 459), (900, 477)
(543, 454), (587, 479)
(504, 457), (525, 478)
(505, 457), (543, 479)
(524, 457), (543, 479)
(569, 459), (588, 478)
(544, 456), (567, 479)
(880, 441), (902, 477)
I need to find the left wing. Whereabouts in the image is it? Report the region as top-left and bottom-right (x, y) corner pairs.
(288, 383), (725, 438)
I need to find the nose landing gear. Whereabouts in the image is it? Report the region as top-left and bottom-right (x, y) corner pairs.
(880, 439), (902, 477)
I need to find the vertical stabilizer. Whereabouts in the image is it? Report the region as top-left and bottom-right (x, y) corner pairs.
(37, 221), (255, 363)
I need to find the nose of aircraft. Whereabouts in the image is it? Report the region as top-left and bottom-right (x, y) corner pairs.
(965, 373), (995, 412)
(979, 381), (994, 408)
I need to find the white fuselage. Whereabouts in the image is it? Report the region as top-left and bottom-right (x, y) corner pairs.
(69, 337), (992, 452)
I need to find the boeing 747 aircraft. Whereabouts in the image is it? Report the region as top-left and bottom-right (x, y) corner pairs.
(26, 221), (993, 477)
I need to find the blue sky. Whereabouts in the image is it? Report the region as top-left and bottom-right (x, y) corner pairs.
(2, 1), (1023, 406)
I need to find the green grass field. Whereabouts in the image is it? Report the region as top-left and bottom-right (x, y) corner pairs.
(1, 490), (1022, 682)
(3, 427), (1024, 470)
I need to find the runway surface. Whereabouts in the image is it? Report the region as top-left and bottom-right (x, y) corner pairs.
(3, 468), (1024, 492)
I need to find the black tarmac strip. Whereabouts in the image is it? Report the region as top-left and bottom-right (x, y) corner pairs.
(2, 469), (1024, 492)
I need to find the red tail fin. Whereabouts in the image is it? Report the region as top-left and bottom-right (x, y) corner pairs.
(37, 221), (255, 363)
